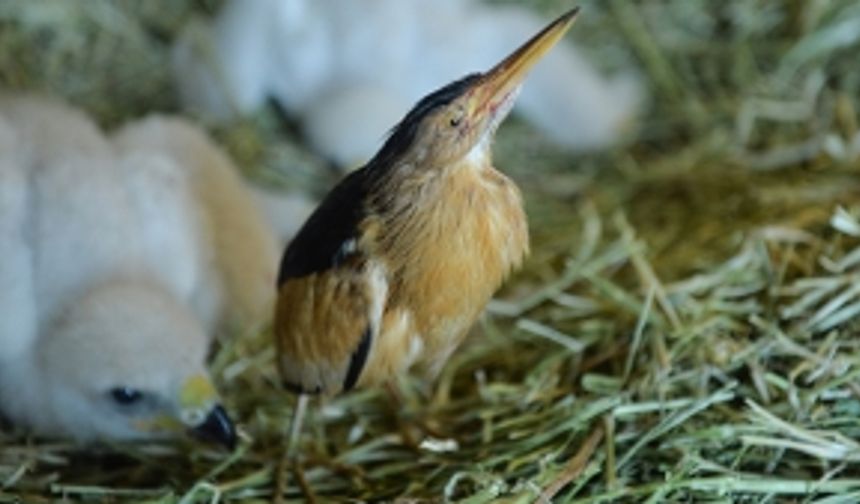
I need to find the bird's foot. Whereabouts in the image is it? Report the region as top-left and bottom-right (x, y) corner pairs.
(384, 380), (459, 451)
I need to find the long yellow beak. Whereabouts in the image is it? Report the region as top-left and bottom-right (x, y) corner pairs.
(472, 7), (579, 116)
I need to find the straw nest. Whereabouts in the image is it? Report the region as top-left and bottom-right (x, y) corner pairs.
(2, 0), (860, 502)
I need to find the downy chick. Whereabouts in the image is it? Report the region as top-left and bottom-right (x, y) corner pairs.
(112, 116), (281, 331)
(0, 96), (235, 447)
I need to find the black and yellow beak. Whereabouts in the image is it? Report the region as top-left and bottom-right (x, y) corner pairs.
(179, 374), (237, 450)
(470, 7), (579, 119)
(191, 404), (237, 450)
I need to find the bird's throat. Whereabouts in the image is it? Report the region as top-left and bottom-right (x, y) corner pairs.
(463, 134), (493, 169)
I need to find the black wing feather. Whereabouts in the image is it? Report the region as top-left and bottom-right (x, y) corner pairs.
(343, 327), (372, 391)
(277, 168), (371, 285)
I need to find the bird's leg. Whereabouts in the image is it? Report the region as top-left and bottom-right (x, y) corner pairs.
(385, 381), (423, 449)
(385, 379), (450, 449)
(274, 394), (315, 504)
(287, 393), (309, 457)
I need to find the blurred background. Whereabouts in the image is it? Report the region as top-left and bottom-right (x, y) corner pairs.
(2, 0), (860, 501)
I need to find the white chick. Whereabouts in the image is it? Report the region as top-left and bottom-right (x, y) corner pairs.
(0, 96), (236, 447)
(301, 84), (413, 170)
(172, 0), (644, 166)
(112, 117), (281, 331)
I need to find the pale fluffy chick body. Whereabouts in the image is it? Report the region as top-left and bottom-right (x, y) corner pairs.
(172, 0), (643, 166)
(0, 96), (274, 446)
(112, 117), (281, 331)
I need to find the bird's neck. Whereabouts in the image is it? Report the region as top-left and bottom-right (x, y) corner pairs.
(462, 135), (493, 169)
(369, 147), (529, 300)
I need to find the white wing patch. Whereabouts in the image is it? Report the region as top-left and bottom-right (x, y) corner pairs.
(364, 260), (388, 339)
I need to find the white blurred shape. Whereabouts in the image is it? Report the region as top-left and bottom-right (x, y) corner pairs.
(172, 0), (645, 166)
(0, 95), (290, 442)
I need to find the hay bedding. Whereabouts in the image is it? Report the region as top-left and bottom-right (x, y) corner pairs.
(2, 0), (860, 501)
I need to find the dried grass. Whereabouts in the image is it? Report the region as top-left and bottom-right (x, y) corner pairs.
(2, 0), (860, 501)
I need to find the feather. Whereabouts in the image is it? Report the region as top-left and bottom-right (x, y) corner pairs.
(277, 168), (370, 283)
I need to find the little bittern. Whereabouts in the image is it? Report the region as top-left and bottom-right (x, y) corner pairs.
(275, 9), (578, 396)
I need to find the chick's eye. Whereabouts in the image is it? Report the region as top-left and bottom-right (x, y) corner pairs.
(109, 387), (144, 406)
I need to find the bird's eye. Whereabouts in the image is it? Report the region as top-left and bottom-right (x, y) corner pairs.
(449, 108), (465, 128)
(109, 387), (144, 406)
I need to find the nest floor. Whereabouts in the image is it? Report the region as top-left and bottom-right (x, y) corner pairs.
(2, 0), (860, 502)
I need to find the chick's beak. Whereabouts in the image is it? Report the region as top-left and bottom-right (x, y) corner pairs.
(179, 374), (237, 450)
(469, 7), (579, 122)
(191, 404), (237, 450)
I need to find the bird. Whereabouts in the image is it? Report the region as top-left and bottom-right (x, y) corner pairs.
(0, 95), (280, 448)
(274, 8), (577, 408)
(172, 0), (640, 167)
